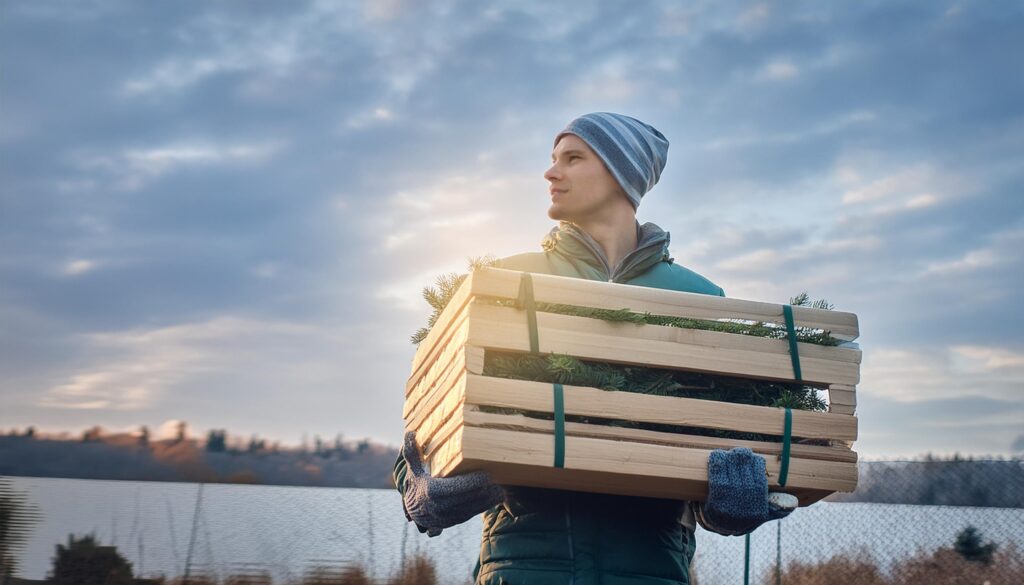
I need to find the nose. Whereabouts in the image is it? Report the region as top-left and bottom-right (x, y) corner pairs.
(544, 162), (560, 183)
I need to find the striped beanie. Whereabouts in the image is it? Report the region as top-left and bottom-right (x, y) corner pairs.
(556, 112), (669, 210)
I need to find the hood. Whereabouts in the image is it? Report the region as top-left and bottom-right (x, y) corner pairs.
(540, 221), (673, 283)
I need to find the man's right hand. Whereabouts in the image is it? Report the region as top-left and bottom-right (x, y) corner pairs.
(401, 431), (505, 537)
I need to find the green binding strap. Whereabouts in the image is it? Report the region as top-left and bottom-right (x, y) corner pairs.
(516, 273), (540, 354)
(778, 407), (793, 487)
(779, 303), (799, 489)
(743, 533), (751, 585)
(782, 304), (802, 382)
(553, 383), (565, 468)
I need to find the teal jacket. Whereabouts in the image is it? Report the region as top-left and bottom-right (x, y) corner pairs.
(396, 221), (725, 585)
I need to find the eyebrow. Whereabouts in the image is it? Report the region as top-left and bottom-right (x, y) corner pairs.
(552, 149), (587, 162)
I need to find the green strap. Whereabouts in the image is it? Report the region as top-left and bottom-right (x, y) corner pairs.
(782, 304), (802, 381)
(553, 383), (565, 468)
(778, 407), (793, 487)
(775, 521), (782, 585)
(743, 533), (751, 585)
(516, 273), (540, 354)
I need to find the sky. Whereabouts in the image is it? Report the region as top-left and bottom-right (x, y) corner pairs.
(1, 0), (1022, 458)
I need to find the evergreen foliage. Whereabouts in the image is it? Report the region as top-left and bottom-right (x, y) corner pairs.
(954, 525), (998, 564)
(206, 429), (227, 452)
(50, 534), (133, 585)
(0, 478), (39, 580)
(411, 256), (496, 344)
(482, 351), (826, 441)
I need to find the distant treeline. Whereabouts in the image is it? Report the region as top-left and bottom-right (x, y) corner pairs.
(0, 427), (398, 488)
(2, 427), (1021, 506)
(827, 456), (1024, 508)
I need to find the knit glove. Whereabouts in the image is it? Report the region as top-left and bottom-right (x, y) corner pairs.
(401, 431), (505, 537)
(697, 447), (797, 536)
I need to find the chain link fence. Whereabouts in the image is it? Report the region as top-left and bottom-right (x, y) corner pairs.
(3, 459), (1023, 584)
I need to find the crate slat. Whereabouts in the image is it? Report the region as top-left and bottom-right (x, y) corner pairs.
(409, 271), (477, 378)
(461, 409), (858, 464)
(432, 426), (856, 504)
(404, 315), (469, 417)
(405, 351), (468, 438)
(463, 373), (857, 442)
(470, 267), (860, 340)
(466, 304), (860, 387)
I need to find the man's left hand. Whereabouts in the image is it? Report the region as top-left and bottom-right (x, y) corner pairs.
(697, 447), (797, 536)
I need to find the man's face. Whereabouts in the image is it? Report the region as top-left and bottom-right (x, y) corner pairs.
(545, 134), (625, 223)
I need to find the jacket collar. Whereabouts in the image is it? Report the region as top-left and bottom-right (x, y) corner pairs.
(541, 221), (673, 282)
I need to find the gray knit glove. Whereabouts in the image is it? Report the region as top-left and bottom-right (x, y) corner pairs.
(401, 431), (505, 537)
(697, 447), (797, 536)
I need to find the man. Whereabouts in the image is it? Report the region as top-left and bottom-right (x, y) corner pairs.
(395, 113), (794, 585)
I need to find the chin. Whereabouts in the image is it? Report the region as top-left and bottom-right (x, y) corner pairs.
(547, 204), (570, 221)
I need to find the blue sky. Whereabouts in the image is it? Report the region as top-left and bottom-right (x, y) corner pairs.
(2, 0), (1022, 457)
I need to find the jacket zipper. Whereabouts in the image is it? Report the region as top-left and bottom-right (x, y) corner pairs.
(563, 228), (666, 284)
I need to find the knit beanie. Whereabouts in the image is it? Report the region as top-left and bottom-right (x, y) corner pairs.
(555, 112), (669, 210)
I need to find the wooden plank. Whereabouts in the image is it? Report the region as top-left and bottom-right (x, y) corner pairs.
(404, 349), (466, 433)
(828, 384), (857, 415)
(463, 374), (858, 442)
(408, 271), (475, 381)
(473, 302), (860, 364)
(431, 424), (464, 476)
(420, 393), (467, 460)
(407, 307), (469, 396)
(432, 435), (844, 507)
(407, 371), (467, 454)
(462, 409), (858, 464)
(829, 391), (856, 407)
(404, 339), (461, 421)
(465, 345), (485, 375)
(445, 426), (857, 501)
(470, 267), (860, 340)
(404, 316), (468, 417)
(467, 304), (860, 387)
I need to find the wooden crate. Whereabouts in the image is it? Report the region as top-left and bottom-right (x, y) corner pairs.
(404, 267), (860, 506)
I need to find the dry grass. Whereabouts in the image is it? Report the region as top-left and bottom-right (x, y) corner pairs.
(155, 555), (440, 585)
(382, 554), (438, 585)
(297, 565), (373, 585)
(763, 544), (1024, 585)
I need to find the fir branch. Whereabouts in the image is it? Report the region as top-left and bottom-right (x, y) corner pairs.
(411, 256), (499, 345)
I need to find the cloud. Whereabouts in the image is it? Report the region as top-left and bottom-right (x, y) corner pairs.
(71, 141), (284, 190)
(36, 316), (336, 412)
(344, 107), (397, 129)
(922, 248), (997, 275)
(118, 5), (349, 97)
(362, 0), (409, 22)
(717, 248), (784, 272)
(951, 345), (1024, 371)
(756, 59), (799, 81)
(842, 165), (935, 204)
(859, 344), (1024, 403)
(365, 170), (544, 311)
(570, 58), (644, 105)
(700, 110), (877, 151)
(1012, 434), (1024, 453)
(62, 259), (98, 277)
(856, 394), (1024, 457)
